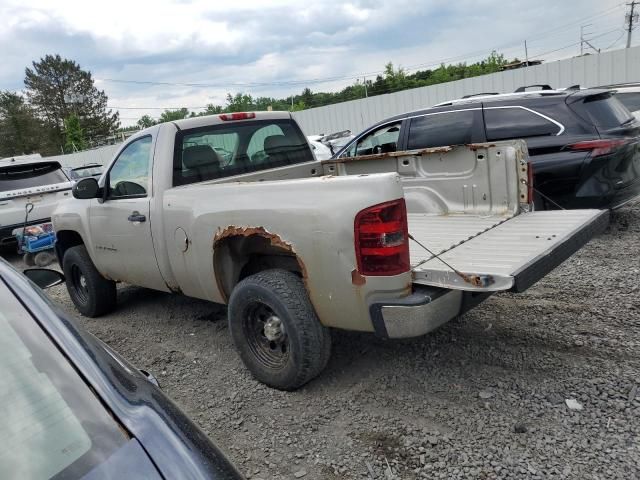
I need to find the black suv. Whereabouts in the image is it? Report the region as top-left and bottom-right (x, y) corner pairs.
(335, 87), (640, 209)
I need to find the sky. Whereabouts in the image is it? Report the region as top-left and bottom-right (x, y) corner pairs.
(0, 0), (634, 126)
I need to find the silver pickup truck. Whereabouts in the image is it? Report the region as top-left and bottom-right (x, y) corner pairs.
(52, 112), (608, 390)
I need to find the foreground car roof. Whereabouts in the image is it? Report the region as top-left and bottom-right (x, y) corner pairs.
(0, 258), (243, 479)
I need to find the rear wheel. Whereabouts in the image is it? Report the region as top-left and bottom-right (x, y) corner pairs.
(62, 245), (117, 317)
(228, 269), (331, 390)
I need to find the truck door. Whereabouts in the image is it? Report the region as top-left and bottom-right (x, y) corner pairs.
(88, 135), (168, 291)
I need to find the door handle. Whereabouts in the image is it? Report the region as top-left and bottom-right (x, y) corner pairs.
(127, 211), (146, 222)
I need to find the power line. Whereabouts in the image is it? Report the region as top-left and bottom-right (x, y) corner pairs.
(97, 4), (629, 91)
(109, 28), (625, 116)
(529, 28), (623, 60)
(605, 30), (628, 49)
(109, 105), (208, 110)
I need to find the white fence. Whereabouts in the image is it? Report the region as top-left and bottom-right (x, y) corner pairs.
(47, 46), (640, 167)
(47, 144), (121, 169)
(292, 46), (640, 135)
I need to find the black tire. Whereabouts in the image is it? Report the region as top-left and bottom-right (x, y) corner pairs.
(23, 252), (36, 267)
(228, 269), (331, 390)
(62, 245), (117, 317)
(34, 251), (55, 267)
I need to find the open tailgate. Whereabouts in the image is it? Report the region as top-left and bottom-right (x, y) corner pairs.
(410, 209), (609, 292)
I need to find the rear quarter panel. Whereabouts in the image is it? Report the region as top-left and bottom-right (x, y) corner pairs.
(162, 173), (411, 332)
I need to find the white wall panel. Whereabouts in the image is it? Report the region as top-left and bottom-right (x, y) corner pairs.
(293, 46), (640, 136)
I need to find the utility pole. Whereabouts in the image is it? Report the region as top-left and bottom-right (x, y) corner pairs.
(363, 77), (368, 98)
(626, 2), (639, 48)
(524, 40), (529, 66)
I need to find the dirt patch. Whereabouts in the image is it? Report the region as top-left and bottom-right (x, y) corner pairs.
(6, 200), (640, 479)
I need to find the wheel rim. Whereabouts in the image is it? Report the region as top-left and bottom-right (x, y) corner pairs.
(243, 302), (289, 370)
(71, 264), (89, 304)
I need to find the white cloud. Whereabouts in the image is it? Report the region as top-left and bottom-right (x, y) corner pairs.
(0, 0), (629, 126)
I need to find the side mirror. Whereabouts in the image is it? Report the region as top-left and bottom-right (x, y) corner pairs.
(23, 268), (65, 289)
(73, 177), (100, 199)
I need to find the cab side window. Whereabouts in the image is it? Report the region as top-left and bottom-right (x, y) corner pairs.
(342, 122), (401, 157)
(108, 136), (152, 199)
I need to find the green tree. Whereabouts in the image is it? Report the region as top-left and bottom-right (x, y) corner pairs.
(203, 104), (223, 115)
(137, 114), (156, 129)
(384, 62), (409, 92)
(291, 100), (306, 112)
(158, 108), (190, 122)
(0, 91), (51, 157)
(225, 93), (254, 112)
(63, 114), (86, 152)
(24, 54), (119, 148)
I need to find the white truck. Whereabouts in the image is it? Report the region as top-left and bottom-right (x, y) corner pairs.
(0, 154), (72, 249)
(52, 112), (608, 390)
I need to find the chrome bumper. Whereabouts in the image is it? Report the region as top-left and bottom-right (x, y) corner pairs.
(370, 286), (492, 339)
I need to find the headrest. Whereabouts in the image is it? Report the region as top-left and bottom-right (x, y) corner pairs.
(183, 145), (221, 169)
(264, 135), (290, 152)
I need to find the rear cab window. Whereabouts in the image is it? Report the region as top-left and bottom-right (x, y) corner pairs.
(174, 120), (314, 186)
(0, 162), (68, 194)
(0, 281), (127, 479)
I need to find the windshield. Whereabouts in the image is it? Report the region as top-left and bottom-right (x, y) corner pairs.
(0, 162), (68, 193)
(0, 280), (127, 479)
(70, 166), (102, 179)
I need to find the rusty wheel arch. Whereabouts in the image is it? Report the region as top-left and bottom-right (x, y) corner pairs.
(213, 226), (308, 303)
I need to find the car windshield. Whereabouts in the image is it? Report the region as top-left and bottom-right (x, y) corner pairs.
(0, 280), (127, 479)
(0, 162), (68, 193)
(70, 166), (102, 179)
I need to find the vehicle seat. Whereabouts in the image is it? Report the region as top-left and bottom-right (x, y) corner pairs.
(182, 145), (222, 181)
(263, 135), (292, 166)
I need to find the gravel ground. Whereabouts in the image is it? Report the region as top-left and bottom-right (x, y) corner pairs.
(5, 201), (640, 479)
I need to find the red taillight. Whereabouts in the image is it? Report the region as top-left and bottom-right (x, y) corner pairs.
(219, 112), (256, 121)
(354, 199), (410, 276)
(568, 138), (631, 157)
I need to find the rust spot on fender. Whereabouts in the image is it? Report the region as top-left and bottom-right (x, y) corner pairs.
(351, 269), (366, 286)
(213, 225), (310, 290)
(215, 225), (295, 252)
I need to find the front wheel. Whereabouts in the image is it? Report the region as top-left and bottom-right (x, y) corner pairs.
(62, 245), (117, 317)
(228, 269), (331, 390)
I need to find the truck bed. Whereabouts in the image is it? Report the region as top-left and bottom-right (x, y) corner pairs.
(409, 209), (609, 292)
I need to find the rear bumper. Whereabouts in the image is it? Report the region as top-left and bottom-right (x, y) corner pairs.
(370, 285), (491, 339)
(0, 217), (52, 244)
